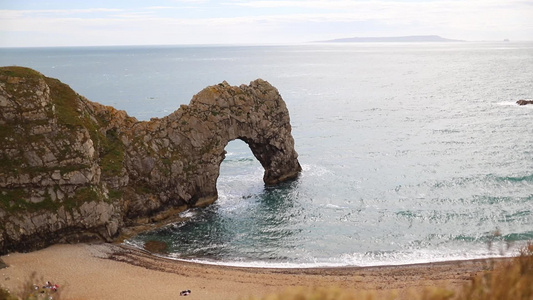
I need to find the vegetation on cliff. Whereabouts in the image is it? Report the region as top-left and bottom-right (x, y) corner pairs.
(250, 245), (533, 300)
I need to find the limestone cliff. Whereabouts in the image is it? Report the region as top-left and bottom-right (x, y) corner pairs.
(0, 66), (301, 254)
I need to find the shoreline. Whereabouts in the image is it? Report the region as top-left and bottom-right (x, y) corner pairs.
(0, 243), (502, 300)
(121, 241), (508, 271)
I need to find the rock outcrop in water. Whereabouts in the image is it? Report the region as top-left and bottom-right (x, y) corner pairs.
(0, 66), (301, 254)
(516, 99), (533, 106)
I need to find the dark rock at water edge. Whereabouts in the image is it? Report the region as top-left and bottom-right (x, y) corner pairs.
(516, 99), (533, 106)
(143, 240), (169, 254)
(0, 66), (301, 254)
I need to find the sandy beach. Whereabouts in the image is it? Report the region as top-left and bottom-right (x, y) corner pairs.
(0, 243), (498, 300)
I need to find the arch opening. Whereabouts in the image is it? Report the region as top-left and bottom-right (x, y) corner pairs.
(216, 139), (264, 204)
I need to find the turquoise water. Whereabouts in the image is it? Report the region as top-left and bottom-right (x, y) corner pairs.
(2, 43), (532, 267)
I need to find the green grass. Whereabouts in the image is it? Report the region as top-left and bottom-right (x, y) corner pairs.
(134, 183), (155, 195)
(0, 186), (102, 214)
(0, 66), (43, 79)
(43, 77), (82, 129)
(0, 125), (15, 141)
(100, 128), (124, 177)
(0, 188), (30, 213)
(108, 188), (124, 201)
(79, 113), (125, 178)
(0, 154), (23, 175)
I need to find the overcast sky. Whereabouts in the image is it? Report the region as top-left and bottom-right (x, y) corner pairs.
(1, 0), (532, 47)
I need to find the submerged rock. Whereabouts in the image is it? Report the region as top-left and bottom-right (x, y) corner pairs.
(0, 66), (301, 254)
(143, 240), (169, 254)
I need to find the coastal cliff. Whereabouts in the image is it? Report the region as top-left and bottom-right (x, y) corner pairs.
(0, 66), (301, 254)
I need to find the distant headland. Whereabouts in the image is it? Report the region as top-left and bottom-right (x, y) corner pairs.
(317, 35), (465, 43)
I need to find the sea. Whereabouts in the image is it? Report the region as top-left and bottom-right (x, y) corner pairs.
(1, 42), (532, 268)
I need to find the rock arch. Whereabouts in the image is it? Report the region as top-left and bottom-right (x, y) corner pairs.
(122, 79), (302, 215)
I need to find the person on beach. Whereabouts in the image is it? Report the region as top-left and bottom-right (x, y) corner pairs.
(42, 281), (59, 292)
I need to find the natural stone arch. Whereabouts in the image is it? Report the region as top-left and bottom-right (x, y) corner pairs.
(123, 79), (302, 214)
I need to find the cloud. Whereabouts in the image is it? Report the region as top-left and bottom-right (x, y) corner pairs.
(172, 0), (209, 3)
(0, 0), (532, 46)
(225, 0), (379, 9)
(0, 8), (122, 17)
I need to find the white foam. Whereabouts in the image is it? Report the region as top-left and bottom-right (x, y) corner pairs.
(301, 164), (332, 177)
(161, 250), (518, 269)
(179, 210), (197, 219)
(322, 203), (347, 210)
(333, 247), (521, 267)
(123, 240), (525, 269)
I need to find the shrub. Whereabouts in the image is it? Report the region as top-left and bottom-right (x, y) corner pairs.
(245, 286), (380, 300)
(5, 272), (63, 300)
(247, 243), (533, 300)
(457, 243), (533, 300)
(0, 287), (18, 300)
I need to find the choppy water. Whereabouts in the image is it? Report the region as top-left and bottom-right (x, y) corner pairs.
(2, 42), (532, 267)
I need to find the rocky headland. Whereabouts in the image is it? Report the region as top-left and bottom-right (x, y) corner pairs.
(0, 66), (301, 254)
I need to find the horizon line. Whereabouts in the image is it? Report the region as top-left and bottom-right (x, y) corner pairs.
(1, 39), (531, 49)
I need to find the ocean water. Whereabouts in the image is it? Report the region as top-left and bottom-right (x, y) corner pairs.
(2, 42), (532, 267)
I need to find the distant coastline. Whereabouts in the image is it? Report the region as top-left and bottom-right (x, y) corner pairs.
(317, 35), (465, 43)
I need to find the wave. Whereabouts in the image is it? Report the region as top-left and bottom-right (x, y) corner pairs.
(321, 203), (349, 210)
(122, 240), (527, 269)
(300, 164), (332, 177)
(504, 231), (533, 241)
(222, 157), (256, 163)
(491, 173), (533, 183)
(427, 173), (533, 188)
(454, 231), (533, 243)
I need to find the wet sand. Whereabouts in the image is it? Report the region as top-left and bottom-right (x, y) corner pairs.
(0, 243), (495, 300)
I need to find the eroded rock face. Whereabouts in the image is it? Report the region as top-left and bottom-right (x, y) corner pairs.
(123, 79), (302, 218)
(0, 67), (301, 254)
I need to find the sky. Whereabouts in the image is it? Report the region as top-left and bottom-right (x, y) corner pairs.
(1, 0), (532, 47)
